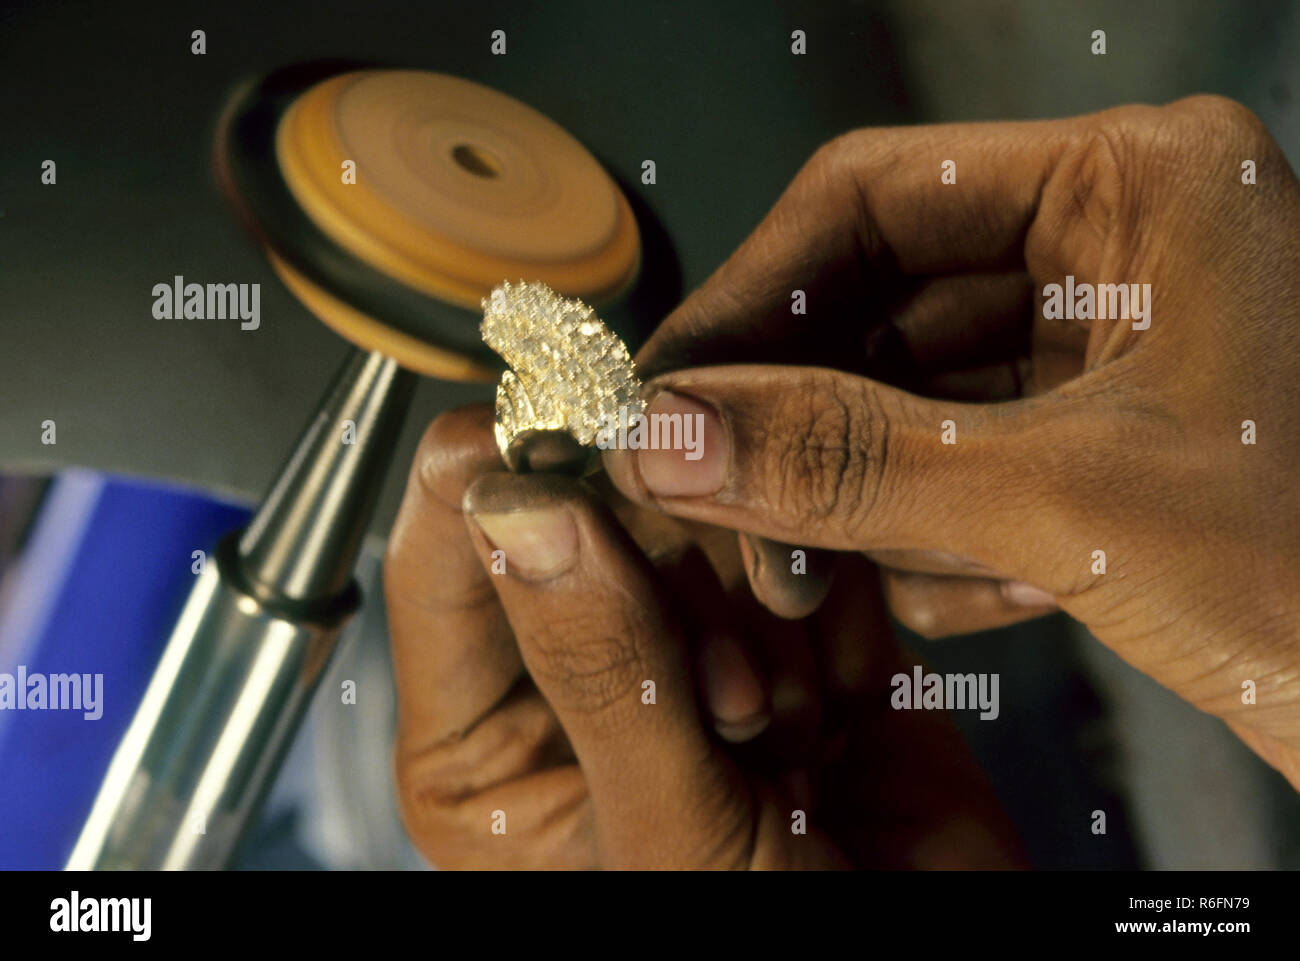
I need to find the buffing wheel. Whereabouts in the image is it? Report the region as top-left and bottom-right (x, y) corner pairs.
(217, 64), (642, 380)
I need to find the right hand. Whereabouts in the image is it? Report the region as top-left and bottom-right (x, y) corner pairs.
(600, 95), (1300, 789)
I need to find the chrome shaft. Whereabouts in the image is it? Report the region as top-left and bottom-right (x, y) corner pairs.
(68, 349), (415, 870)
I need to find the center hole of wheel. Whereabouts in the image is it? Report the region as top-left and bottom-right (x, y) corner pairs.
(452, 143), (501, 178)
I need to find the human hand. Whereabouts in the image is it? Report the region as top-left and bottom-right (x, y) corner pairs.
(383, 405), (1023, 868)
(600, 96), (1300, 788)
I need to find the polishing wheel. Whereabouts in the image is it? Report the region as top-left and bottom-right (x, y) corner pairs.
(217, 63), (644, 379)
(72, 64), (656, 872)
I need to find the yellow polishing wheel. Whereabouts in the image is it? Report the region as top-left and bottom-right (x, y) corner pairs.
(217, 64), (643, 380)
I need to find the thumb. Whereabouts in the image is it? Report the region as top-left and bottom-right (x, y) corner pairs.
(602, 364), (1105, 593)
(460, 472), (758, 867)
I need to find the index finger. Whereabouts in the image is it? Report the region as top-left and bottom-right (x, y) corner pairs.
(636, 116), (1074, 379)
(384, 404), (523, 752)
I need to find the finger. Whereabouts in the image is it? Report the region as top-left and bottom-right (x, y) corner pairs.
(883, 271), (1034, 376)
(804, 553), (895, 816)
(635, 119), (1075, 380)
(659, 531), (825, 752)
(656, 541), (771, 743)
(397, 681), (592, 870)
(812, 553), (893, 699)
(641, 270), (1034, 414)
(383, 404), (523, 751)
(915, 358), (1033, 402)
(584, 472), (772, 741)
(461, 472), (755, 868)
(603, 363), (1097, 591)
(882, 570), (1059, 640)
(809, 556), (1026, 868)
(698, 633), (769, 743)
(739, 602), (823, 766)
(631, 145), (875, 380)
(738, 532), (835, 620)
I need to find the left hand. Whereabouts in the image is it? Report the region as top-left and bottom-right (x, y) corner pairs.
(383, 404), (1023, 868)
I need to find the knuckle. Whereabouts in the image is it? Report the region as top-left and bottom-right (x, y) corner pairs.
(395, 729), (481, 815)
(809, 128), (889, 180)
(1089, 95), (1270, 175)
(394, 746), (464, 858)
(1049, 100), (1262, 271)
(801, 131), (877, 209)
(789, 132), (889, 265)
(760, 374), (882, 539)
(409, 405), (496, 511)
(1171, 94), (1270, 145)
(414, 410), (457, 469)
(809, 130), (859, 173)
(411, 414), (463, 506)
(394, 696), (565, 866)
(521, 607), (646, 716)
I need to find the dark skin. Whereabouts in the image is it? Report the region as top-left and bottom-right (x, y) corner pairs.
(385, 405), (1022, 868)
(386, 95), (1300, 867)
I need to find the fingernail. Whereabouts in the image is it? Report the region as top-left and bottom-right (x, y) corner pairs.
(699, 635), (768, 742)
(471, 508), (579, 581)
(635, 389), (728, 498)
(715, 715), (771, 744)
(1002, 580), (1057, 608)
(747, 536), (834, 620)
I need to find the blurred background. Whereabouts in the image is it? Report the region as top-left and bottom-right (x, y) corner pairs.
(1, 0), (1297, 869)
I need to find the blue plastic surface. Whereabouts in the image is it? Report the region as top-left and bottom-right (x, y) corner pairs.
(0, 470), (250, 869)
